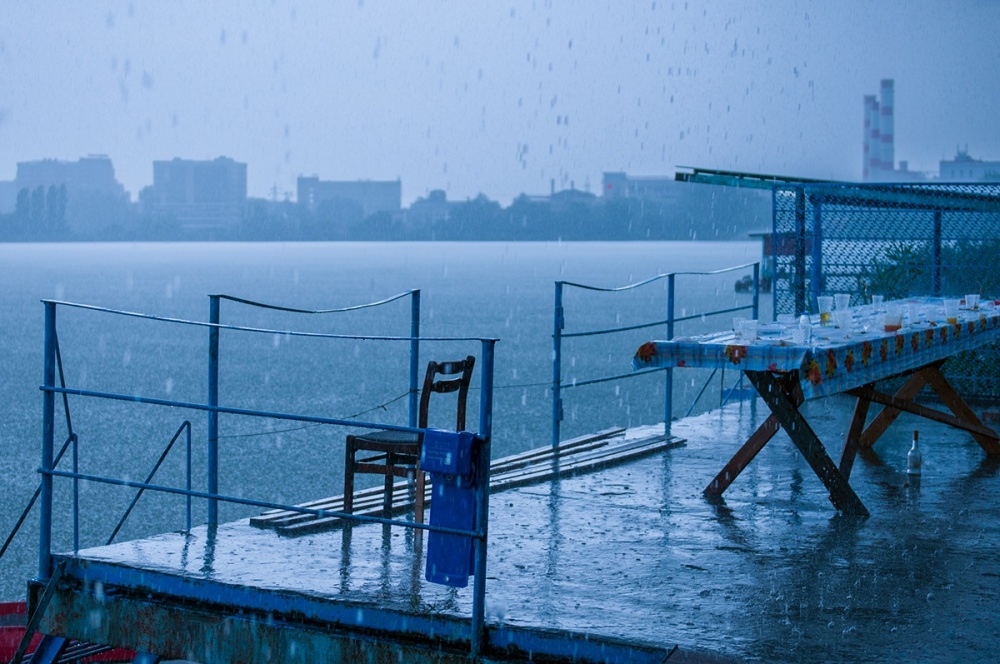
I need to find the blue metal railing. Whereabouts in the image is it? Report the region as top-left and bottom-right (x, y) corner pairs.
(35, 295), (497, 657)
(552, 263), (760, 445)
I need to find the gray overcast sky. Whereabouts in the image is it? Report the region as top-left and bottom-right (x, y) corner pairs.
(2, 0), (999, 205)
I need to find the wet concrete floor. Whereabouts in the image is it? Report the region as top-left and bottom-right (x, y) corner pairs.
(71, 397), (1000, 662)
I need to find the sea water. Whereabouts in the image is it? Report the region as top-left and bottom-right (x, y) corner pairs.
(0, 240), (761, 600)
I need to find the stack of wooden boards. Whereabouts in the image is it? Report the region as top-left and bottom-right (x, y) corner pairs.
(250, 427), (683, 537)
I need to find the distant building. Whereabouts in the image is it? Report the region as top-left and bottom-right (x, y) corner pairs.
(13, 155), (131, 232)
(297, 176), (401, 217)
(602, 172), (682, 203)
(143, 157), (247, 229)
(939, 149), (1000, 182)
(405, 189), (451, 227)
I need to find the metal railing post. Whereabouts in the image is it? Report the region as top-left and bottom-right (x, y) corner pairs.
(185, 422), (192, 532)
(811, 198), (824, 308)
(471, 339), (495, 657)
(752, 262), (760, 321)
(39, 301), (57, 580)
(408, 290), (420, 428)
(72, 434), (79, 551)
(207, 295), (220, 526)
(794, 186), (807, 316)
(932, 209), (943, 296)
(665, 274), (676, 433)
(551, 282), (564, 448)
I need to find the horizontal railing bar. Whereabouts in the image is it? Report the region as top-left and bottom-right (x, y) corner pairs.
(44, 469), (482, 539)
(42, 386), (428, 435)
(215, 291), (416, 314)
(39, 300), (497, 343)
(561, 367), (665, 389)
(562, 303), (754, 339)
(558, 262), (758, 293)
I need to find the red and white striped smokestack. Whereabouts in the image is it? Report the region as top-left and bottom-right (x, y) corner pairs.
(863, 95), (876, 181)
(880, 79), (895, 176)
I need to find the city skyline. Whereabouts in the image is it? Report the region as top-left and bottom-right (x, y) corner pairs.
(3, 1), (1000, 206)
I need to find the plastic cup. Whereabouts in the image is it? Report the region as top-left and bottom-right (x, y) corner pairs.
(834, 309), (852, 330)
(733, 316), (747, 337)
(742, 319), (758, 342)
(944, 299), (960, 324)
(872, 294), (884, 312)
(834, 293), (851, 311)
(906, 303), (922, 325)
(884, 304), (903, 332)
(966, 294), (980, 310)
(817, 296), (834, 326)
(791, 327), (807, 345)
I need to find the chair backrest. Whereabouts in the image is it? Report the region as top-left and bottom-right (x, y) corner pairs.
(418, 355), (476, 431)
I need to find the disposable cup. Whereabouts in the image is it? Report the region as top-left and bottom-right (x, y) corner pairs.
(791, 327), (807, 345)
(944, 299), (960, 324)
(883, 304), (903, 332)
(872, 294), (884, 312)
(834, 293), (851, 311)
(906, 303), (922, 325)
(817, 296), (834, 326)
(834, 309), (852, 330)
(965, 294), (980, 310)
(742, 319), (758, 342)
(733, 316), (747, 337)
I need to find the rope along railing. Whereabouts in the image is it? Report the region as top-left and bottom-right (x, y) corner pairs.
(552, 263), (760, 445)
(36, 296), (498, 657)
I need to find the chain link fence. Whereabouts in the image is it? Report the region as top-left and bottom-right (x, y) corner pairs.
(771, 182), (1000, 399)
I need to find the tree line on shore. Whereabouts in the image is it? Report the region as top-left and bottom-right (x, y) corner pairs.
(0, 184), (770, 242)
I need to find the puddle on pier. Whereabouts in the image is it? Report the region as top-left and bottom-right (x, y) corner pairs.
(76, 396), (1000, 662)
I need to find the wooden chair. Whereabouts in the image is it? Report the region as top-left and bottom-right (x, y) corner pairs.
(343, 355), (475, 524)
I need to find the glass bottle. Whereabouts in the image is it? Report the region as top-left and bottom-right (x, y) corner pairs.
(907, 430), (922, 475)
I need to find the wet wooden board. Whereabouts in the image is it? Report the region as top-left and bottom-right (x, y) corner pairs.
(250, 426), (685, 537)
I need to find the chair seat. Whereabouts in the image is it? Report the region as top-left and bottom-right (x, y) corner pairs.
(349, 430), (420, 454)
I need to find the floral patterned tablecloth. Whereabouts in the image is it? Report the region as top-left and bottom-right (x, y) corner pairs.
(633, 297), (1000, 401)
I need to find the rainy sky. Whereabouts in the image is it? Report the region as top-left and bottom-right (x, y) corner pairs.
(2, 0), (999, 204)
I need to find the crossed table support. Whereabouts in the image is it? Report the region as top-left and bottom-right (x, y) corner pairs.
(704, 359), (1000, 517)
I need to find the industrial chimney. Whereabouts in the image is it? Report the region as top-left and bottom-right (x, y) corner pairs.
(879, 79), (895, 176)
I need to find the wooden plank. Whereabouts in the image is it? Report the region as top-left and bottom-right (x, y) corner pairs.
(252, 428), (625, 521)
(856, 363), (937, 447)
(922, 364), (1000, 455)
(263, 430), (685, 537)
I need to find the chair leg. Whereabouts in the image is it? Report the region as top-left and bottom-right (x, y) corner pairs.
(343, 436), (355, 515)
(383, 452), (396, 517)
(414, 469), (426, 524)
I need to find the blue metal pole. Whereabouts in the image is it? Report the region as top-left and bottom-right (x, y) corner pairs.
(665, 274), (675, 434)
(471, 339), (495, 658)
(185, 422), (192, 532)
(811, 199), (824, 308)
(207, 295), (220, 526)
(40, 301), (56, 580)
(409, 290), (420, 428)
(73, 434), (79, 551)
(551, 282), (563, 448)
(752, 262), (761, 321)
(932, 209), (943, 296)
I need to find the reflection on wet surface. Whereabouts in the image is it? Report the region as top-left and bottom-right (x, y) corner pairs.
(74, 397), (1000, 661)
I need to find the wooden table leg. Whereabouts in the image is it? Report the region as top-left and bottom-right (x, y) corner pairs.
(857, 364), (936, 447)
(923, 364), (1000, 455)
(704, 413), (781, 495)
(839, 385), (873, 481)
(747, 371), (870, 517)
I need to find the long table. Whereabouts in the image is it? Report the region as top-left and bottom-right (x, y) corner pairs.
(633, 297), (1000, 516)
